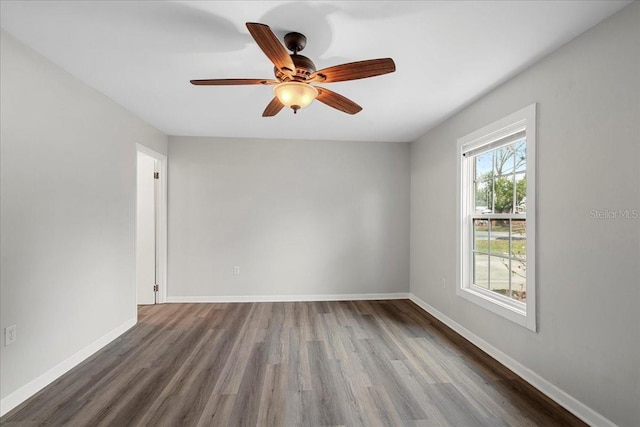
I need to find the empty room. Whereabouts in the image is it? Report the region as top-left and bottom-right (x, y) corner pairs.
(1, 1), (638, 426)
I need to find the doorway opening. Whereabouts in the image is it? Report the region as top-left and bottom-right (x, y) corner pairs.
(136, 144), (167, 306)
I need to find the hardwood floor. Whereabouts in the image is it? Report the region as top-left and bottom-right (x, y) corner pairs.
(2, 300), (586, 426)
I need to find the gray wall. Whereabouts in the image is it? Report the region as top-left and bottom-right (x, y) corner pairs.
(0, 31), (167, 401)
(410, 4), (639, 427)
(2, 2), (638, 423)
(168, 136), (410, 299)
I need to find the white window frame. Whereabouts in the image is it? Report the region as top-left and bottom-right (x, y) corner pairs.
(456, 104), (537, 332)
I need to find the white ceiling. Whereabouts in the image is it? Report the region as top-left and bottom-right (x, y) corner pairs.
(0, 1), (631, 142)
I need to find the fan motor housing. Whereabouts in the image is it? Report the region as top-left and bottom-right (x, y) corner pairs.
(272, 31), (316, 81)
(292, 54), (316, 74)
(274, 54), (316, 81)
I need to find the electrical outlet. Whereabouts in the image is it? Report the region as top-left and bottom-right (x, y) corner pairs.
(233, 266), (240, 275)
(441, 277), (447, 288)
(5, 325), (16, 346)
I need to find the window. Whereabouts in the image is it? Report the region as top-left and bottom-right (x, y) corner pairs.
(457, 104), (536, 331)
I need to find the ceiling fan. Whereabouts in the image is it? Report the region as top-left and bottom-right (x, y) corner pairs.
(190, 22), (396, 116)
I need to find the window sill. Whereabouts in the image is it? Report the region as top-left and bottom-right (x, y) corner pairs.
(456, 285), (536, 332)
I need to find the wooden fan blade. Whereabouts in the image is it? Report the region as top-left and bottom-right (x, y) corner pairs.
(310, 58), (396, 83)
(263, 97), (285, 117)
(190, 78), (278, 86)
(316, 87), (362, 115)
(246, 23), (295, 74)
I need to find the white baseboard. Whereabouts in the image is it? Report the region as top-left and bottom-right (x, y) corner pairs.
(166, 292), (410, 303)
(0, 318), (136, 417)
(408, 294), (617, 427)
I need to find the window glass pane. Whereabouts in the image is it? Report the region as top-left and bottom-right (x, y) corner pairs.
(511, 219), (527, 258)
(514, 140), (526, 173)
(473, 253), (489, 289)
(474, 219), (489, 252)
(515, 172), (526, 213)
(490, 219), (510, 256)
(475, 178), (490, 213)
(494, 145), (514, 176)
(511, 259), (526, 302)
(492, 174), (515, 213)
(511, 219), (526, 301)
(475, 151), (493, 178)
(489, 256), (510, 296)
(475, 152), (493, 213)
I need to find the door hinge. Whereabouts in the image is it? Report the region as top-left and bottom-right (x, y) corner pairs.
(153, 284), (159, 292)
(154, 172), (159, 179)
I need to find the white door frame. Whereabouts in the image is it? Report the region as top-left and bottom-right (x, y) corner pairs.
(136, 143), (168, 305)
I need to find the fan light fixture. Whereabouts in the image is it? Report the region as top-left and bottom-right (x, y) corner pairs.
(273, 82), (318, 113)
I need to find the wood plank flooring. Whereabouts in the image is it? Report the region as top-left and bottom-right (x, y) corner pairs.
(2, 300), (586, 426)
